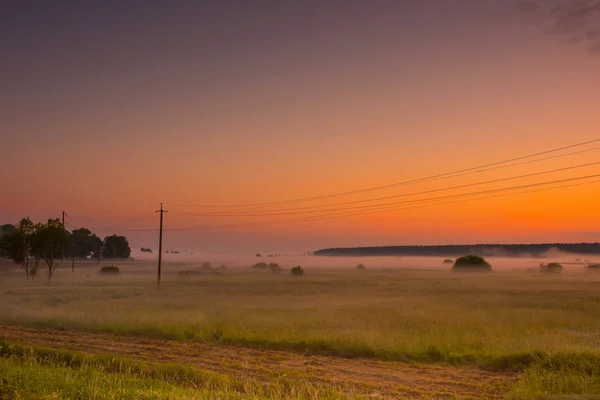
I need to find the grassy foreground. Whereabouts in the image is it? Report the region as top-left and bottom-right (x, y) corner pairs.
(3, 265), (600, 398)
(0, 340), (350, 400)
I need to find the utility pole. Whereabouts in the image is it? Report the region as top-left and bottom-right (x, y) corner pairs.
(156, 203), (167, 288)
(61, 211), (66, 263)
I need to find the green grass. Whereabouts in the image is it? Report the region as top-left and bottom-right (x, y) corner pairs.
(4, 265), (600, 397)
(0, 341), (355, 400)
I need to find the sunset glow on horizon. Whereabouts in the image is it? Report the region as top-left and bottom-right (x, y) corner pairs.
(2, 1), (600, 252)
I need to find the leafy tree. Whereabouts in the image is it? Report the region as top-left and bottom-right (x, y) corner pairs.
(34, 219), (71, 282)
(103, 235), (131, 259)
(0, 218), (36, 279)
(70, 228), (93, 258)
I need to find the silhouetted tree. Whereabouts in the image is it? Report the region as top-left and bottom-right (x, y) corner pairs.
(70, 228), (102, 258)
(0, 218), (36, 279)
(35, 219), (71, 282)
(102, 235), (131, 259)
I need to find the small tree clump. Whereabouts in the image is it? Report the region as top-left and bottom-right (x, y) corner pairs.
(356, 264), (366, 271)
(290, 266), (304, 276)
(452, 255), (491, 271)
(100, 265), (120, 275)
(540, 263), (563, 273)
(269, 263), (282, 274)
(442, 259), (454, 264)
(587, 263), (600, 269)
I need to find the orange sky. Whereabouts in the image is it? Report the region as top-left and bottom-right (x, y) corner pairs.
(1, 1), (600, 252)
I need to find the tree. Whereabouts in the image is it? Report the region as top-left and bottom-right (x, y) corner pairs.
(0, 224), (16, 236)
(34, 219), (71, 282)
(70, 228), (102, 259)
(103, 235), (131, 259)
(0, 218), (36, 279)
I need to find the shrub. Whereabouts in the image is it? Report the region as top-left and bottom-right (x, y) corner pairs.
(218, 264), (227, 271)
(356, 264), (366, 271)
(268, 263), (282, 274)
(442, 259), (454, 264)
(290, 266), (304, 276)
(201, 262), (212, 271)
(540, 263), (563, 273)
(452, 255), (491, 271)
(587, 264), (600, 270)
(99, 265), (120, 275)
(251, 262), (269, 270)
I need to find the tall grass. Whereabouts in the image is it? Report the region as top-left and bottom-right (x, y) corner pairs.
(4, 267), (600, 397)
(0, 341), (356, 399)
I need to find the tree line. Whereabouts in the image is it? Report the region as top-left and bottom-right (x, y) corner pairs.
(0, 217), (131, 281)
(314, 243), (600, 257)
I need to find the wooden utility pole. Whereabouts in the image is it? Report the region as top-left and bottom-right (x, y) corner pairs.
(61, 211), (66, 263)
(156, 203), (167, 288)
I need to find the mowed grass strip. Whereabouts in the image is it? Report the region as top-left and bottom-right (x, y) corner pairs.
(0, 340), (361, 400)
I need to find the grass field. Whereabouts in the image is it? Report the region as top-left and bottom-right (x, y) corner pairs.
(2, 259), (600, 398)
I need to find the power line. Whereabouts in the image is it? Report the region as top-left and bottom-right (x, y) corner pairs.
(169, 160), (600, 217)
(161, 173), (600, 231)
(205, 177), (600, 231)
(166, 138), (600, 209)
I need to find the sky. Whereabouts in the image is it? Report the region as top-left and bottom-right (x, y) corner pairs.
(1, 0), (600, 253)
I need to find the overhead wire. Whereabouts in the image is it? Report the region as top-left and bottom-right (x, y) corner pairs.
(165, 138), (600, 209)
(160, 173), (600, 231)
(168, 160), (600, 217)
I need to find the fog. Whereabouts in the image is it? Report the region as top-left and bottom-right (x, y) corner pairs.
(128, 249), (598, 271)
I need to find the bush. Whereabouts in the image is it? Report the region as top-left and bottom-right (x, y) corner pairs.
(251, 262), (269, 270)
(540, 263), (563, 273)
(99, 265), (120, 275)
(356, 264), (366, 271)
(452, 255), (491, 271)
(442, 259), (454, 264)
(268, 263), (282, 274)
(587, 264), (600, 269)
(290, 266), (304, 276)
(218, 264), (227, 271)
(201, 262), (212, 271)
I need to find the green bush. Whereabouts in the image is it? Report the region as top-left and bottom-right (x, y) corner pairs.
(442, 259), (454, 264)
(356, 264), (366, 271)
(290, 266), (304, 276)
(540, 263), (563, 273)
(99, 265), (120, 275)
(452, 255), (491, 271)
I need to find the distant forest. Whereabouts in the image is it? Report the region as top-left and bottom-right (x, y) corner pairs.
(314, 243), (600, 258)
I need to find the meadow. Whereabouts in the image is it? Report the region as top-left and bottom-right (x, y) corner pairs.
(2, 258), (600, 399)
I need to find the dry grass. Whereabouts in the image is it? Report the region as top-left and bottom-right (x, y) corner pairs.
(3, 260), (600, 398)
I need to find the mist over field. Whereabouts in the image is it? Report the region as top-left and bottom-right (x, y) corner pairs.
(127, 249), (599, 272)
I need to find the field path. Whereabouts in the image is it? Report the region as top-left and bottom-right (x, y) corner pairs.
(0, 324), (515, 399)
